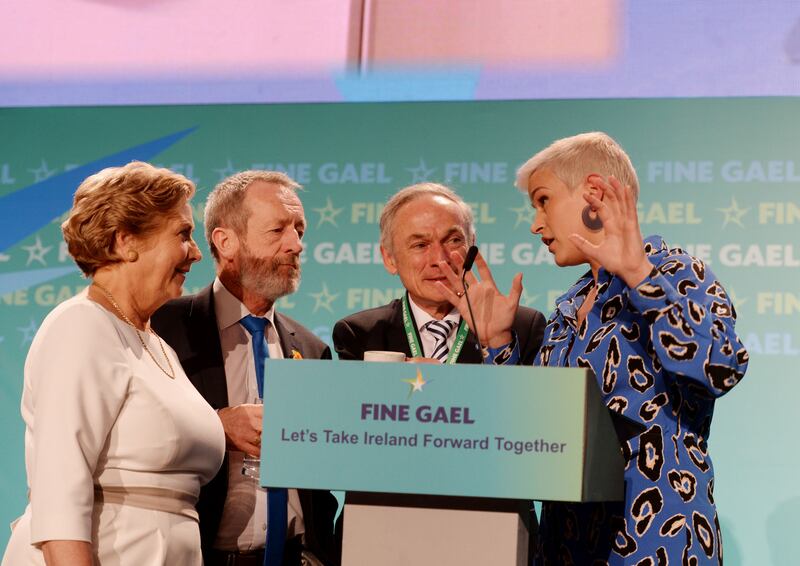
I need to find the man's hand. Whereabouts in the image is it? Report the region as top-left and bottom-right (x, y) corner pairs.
(217, 404), (262, 456)
(436, 249), (521, 348)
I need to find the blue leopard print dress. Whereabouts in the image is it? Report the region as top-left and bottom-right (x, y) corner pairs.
(535, 236), (748, 566)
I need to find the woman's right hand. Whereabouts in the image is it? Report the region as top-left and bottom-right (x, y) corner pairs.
(435, 250), (522, 348)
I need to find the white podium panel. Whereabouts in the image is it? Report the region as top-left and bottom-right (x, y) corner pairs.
(342, 494), (531, 566)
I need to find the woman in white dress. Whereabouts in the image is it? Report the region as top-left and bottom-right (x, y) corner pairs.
(2, 161), (225, 566)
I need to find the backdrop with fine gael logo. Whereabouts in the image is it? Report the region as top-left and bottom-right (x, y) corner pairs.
(0, 98), (798, 564)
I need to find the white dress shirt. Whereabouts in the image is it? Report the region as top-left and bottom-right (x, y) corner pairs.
(407, 296), (462, 358)
(211, 278), (305, 552)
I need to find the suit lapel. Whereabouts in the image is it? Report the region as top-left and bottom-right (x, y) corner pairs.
(457, 330), (483, 363)
(188, 285), (230, 408)
(274, 312), (301, 359)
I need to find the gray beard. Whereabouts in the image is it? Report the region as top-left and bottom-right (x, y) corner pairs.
(238, 245), (300, 302)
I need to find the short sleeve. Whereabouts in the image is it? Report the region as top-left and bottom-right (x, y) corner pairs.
(25, 302), (131, 544)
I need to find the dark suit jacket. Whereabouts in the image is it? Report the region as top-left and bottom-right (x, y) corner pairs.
(151, 285), (340, 566)
(332, 298), (546, 365)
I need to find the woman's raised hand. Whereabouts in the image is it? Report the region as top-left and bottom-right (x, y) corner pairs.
(569, 175), (653, 288)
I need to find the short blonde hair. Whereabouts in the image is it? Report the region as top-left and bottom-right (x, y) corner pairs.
(515, 132), (639, 200)
(62, 161), (195, 276)
(379, 183), (476, 253)
(204, 170), (301, 262)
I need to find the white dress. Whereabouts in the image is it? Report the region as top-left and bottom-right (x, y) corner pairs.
(2, 293), (225, 566)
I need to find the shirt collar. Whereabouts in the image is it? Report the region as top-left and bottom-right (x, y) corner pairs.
(213, 277), (277, 332)
(553, 234), (670, 322)
(407, 295), (460, 332)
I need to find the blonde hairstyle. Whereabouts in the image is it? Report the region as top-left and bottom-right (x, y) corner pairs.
(61, 161), (195, 276)
(204, 170), (301, 262)
(379, 182), (476, 253)
(515, 132), (640, 200)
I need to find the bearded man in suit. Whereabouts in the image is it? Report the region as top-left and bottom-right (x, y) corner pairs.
(152, 171), (339, 566)
(333, 182), (546, 365)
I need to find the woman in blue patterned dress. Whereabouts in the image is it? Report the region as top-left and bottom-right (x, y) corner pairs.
(437, 132), (749, 565)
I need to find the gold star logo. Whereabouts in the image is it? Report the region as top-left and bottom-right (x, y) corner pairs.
(717, 197), (750, 228)
(510, 199), (534, 229)
(313, 197), (344, 228)
(309, 282), (339, 313)
(402, 368), (430, 397)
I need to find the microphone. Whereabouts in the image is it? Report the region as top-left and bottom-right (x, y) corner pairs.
(460, 246), (483, 353)
(462, 245), (479, 272)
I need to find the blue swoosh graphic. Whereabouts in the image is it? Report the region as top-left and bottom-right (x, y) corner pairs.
(0, 266), (79, 296)
(0, 127), (196, 252)
(0, 127), (196, 296)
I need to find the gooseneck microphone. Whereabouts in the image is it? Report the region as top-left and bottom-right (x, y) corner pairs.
(460, 246), (483, 352)
(462, 245), (479, 272)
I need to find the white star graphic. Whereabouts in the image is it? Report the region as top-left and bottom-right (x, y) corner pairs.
(313, 197), (344, 228)
(28, 159), (56, 182)
(406, 158), (437, 183)
(22, 235), (52, 266)
(17, 319), (38, 346)
(717, 197), (749, 229)
(213, 159), (236, 181)
(519, 288), (539, 307)
(509, 201), (535, 229)
(309, 283), (339, 313)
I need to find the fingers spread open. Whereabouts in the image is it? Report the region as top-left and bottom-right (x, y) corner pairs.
(434, 279), (461, 307)
(509, 272), (524, 305)
(439, 260), (462, 290)
(584, 192), (616, 223)
(474, 251), (497, 287)
(569, 233), (600, 261)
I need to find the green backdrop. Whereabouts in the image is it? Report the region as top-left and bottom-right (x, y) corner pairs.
(1, 98), (798, 564)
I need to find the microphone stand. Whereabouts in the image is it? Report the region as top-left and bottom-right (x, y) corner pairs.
(461, 246), (483, 354)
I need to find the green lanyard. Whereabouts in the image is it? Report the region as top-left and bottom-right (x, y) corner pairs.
(401, 293), (469, 364)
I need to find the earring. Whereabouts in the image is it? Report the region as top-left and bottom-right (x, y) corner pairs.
(581, 205), (603, 232)
(127, 250), (139, 262)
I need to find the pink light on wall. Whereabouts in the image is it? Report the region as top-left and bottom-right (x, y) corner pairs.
(0, 0), (620, 82)
(361, 0), (619, 68)
(0, 0), (363, 78)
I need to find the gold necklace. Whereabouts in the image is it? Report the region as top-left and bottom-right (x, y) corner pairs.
(93, 283), (175, 379)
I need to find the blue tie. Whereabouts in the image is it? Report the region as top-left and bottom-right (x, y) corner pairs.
(239, 315), (288, 566)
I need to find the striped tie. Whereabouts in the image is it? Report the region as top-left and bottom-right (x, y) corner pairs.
(425, 319), (457, 362)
